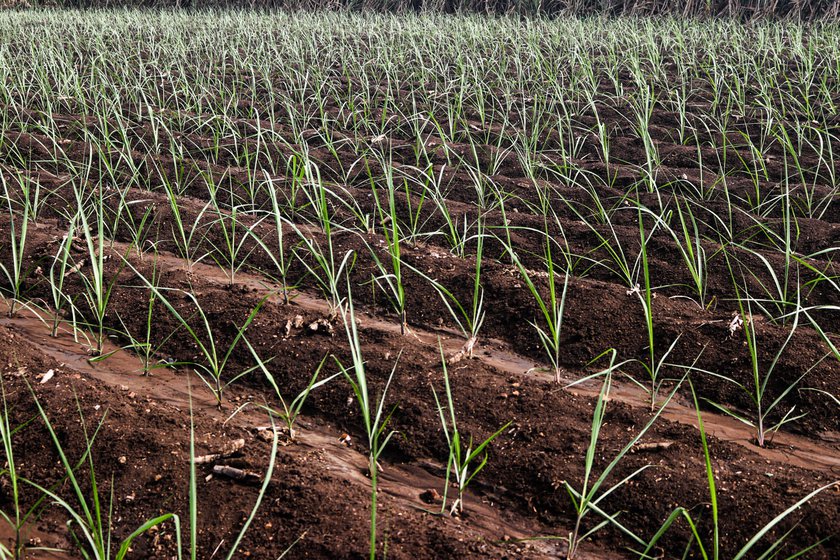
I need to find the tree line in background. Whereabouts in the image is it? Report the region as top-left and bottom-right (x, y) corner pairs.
(13, 0), (840, 19)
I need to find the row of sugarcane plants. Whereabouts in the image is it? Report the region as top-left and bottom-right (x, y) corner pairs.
(0, 8), (838, 559)
(31, 0), (840, 20)
(2, 129), (836, 441)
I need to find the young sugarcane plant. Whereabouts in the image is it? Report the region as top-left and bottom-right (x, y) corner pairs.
(287, 161), (355, 320)
(506, 226), (571, 384)
(118, 196), (156, 261)
(0, 376), (46, 560)
(364, 237), (408, 334)
(26, 387), (178, 560)
(114, 255), (183, 376)
(237, 341), (339, 441)
(48, 219), (80, 337)
(649, 198), (711, 310)
(334, 285), (398, 560)
(562, 192), (635, 290)
(0, 172), (31, 318)
(121, 257), (267, 407)
(643, 381), (838, 560)
(408, 215), (487, 360)
(279, 152), (308, 221)
(423, 165), (473, 258)
(250, 171), (296, 304)
(73, 182), (125, 356)
(696, 284), (812, 448)
(291, 227), (355, 321)
(366, 157), (408, 334)
(390, 164), (433, 246)
(161, 177), (212, 274)
(629, 204), (675, 410)
(564, 355), (684, 559)
(431, 342), (509, 516)
(205, 172), (264, 287)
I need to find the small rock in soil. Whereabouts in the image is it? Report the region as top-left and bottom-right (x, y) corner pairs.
(419, 488), (442, 504)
